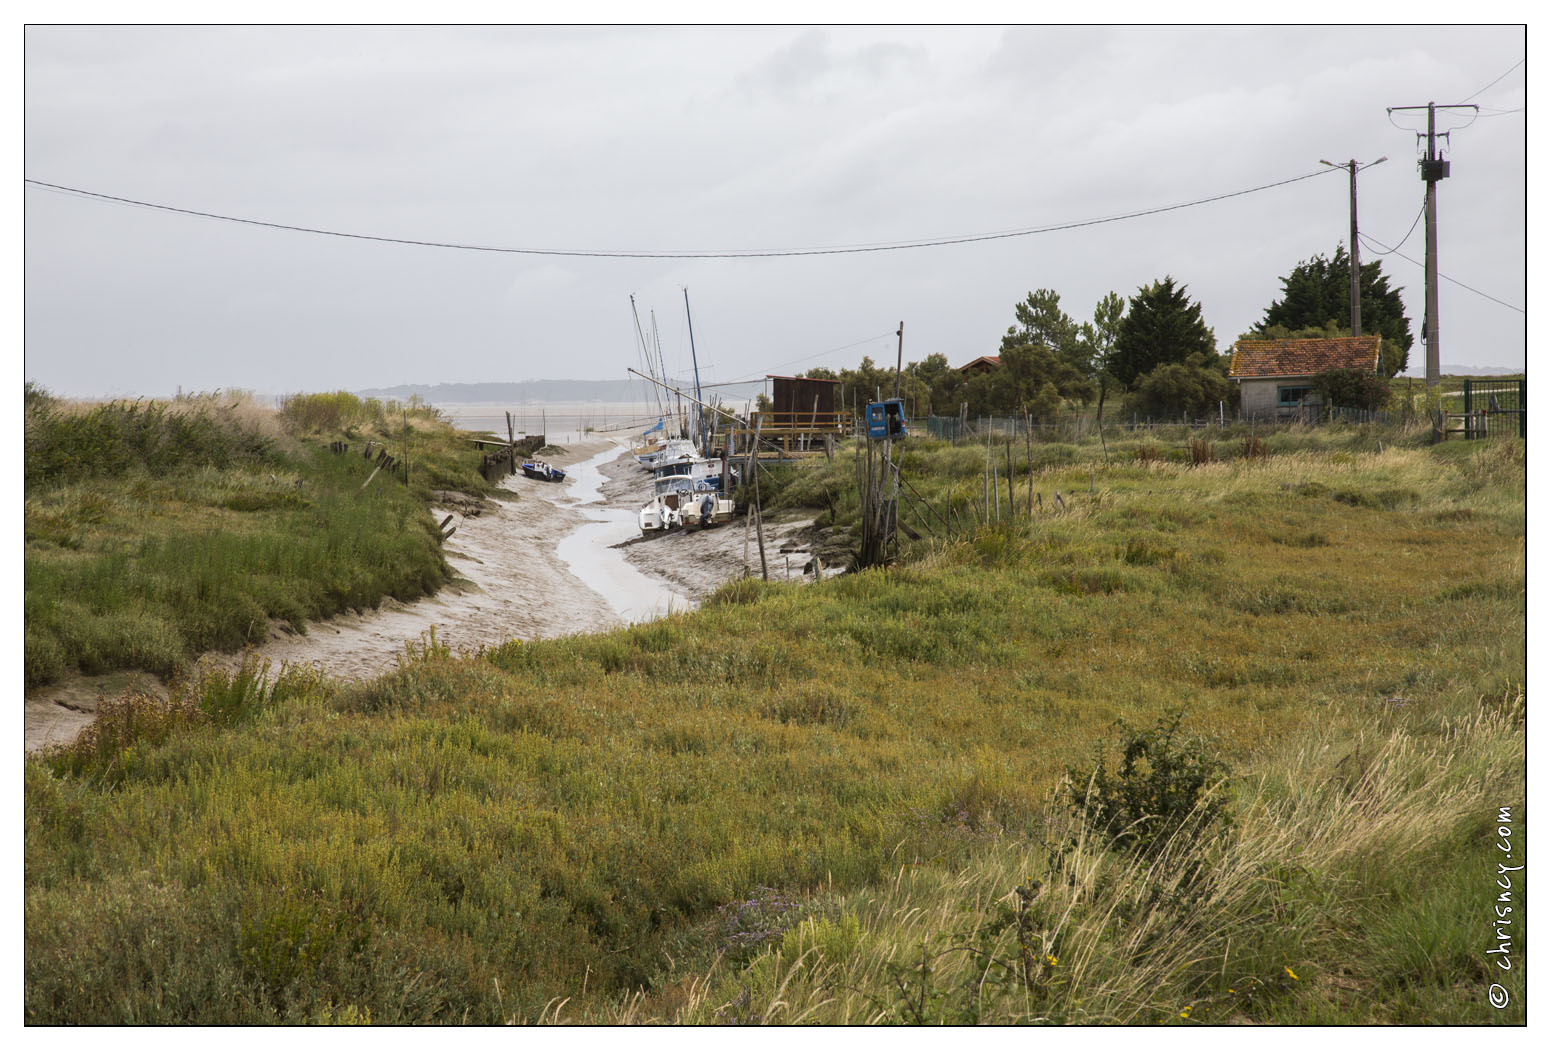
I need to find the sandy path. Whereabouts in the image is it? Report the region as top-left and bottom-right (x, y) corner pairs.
(25, 439), (841, 753)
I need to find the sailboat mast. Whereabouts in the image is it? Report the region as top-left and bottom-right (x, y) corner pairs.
(629, 295), (665, 421)
(649, 310), (681, 436)
(683, 288), (706, 455)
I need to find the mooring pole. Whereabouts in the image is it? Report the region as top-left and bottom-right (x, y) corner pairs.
(753, 453), (768, 582)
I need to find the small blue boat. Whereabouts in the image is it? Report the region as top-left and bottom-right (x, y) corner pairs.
(521, 460), (566, 483)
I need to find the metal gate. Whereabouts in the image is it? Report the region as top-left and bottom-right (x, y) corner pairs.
(1454, 379), (1525, 439)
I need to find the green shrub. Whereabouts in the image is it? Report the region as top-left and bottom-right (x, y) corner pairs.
(1064, 709), (1230, 854)
(1313, 368), (1390, 412)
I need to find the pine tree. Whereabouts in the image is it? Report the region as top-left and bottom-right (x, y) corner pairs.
(1255, 245), (1413, 376)
(1110, 277), (1217, 389)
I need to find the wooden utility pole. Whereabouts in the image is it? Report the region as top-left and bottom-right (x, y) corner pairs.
(1347, 160), (1363, 336)
(1321, 156), (1387, 337)
(1388, 100), (1476, 391)
(893, 321), (904, 398)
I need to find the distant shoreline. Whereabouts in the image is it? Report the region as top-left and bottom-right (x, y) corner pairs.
(354, 378), (769, 405)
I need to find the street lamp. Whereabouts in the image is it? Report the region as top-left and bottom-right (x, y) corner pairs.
(1319, 157), (1387, 336)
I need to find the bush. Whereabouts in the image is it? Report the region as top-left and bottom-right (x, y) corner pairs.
(1312, 368), (1389, 412)
(1064, 708), (1230, 854)
(1123, 354), (1232, 420)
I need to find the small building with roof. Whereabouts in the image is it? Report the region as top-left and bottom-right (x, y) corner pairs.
(1228, 335), (1382, 419)
(958, 355), (1002, 376)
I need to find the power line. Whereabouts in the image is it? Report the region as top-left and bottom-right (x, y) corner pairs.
(24, 168), (1341, 261)
(728, 332), (898, 382)
(1358, 232), (1525, 314)
(1462, 56), (1525, 103)
(1362, 196), (1427, 256)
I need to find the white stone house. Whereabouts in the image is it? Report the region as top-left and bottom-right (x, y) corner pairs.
(1228, 335), (1383, 420)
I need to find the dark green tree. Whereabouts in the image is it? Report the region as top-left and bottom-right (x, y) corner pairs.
(1254, 245), (1413, 377)
(1079, 291), (1127, 422)
(991, 289), (1097, 410)
(990, 341), (1094, 414)
(903, 353), (961, 417)
(828, 356), (895, 411)
(1000, 289), (1085, 372)
(1123, 353), (1232, 420)
(1109, 277), (1217, 389)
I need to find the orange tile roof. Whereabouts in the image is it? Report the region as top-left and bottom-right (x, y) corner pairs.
(1228, 336), (1381, 379)
(958, 355), (1001, 372)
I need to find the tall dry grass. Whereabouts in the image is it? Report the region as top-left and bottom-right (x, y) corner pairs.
(617, 699), (1523, 1025)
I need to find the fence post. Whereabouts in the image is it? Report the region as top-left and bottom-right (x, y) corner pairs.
(1520, 379), (1527, 439)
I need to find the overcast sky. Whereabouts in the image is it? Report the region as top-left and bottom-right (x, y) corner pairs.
(22, 24), (1528, 401)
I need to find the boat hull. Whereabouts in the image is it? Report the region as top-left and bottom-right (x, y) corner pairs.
(520, 461), (566, 482)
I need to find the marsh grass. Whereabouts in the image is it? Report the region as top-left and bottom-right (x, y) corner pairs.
(24, 388), (496, 689)
(24, 426), (1524, 1024)
(635, 701), (1523, 1026)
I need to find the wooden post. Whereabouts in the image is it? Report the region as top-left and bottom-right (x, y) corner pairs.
(866, 436), (877, 560)
(1025, 412), (1034, 516)
(1005, 440), (1014, 521)
(982, 431), (990, 524)
(747, 414), (768, 580)
(754, 462), (768, 582)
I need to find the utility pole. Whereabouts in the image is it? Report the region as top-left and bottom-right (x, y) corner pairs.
(892, 321), (904, 399)
(1320, 156), (1386, 336)
(1387, 101), (1476, 391)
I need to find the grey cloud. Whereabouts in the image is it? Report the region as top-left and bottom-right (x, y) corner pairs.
(22, 25), (1525, 399)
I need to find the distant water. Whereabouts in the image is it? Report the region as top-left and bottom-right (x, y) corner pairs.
(437, 400), (754, 445)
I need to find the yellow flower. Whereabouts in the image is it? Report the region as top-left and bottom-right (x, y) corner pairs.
(1228, 988), (1235, 994)
(1179, 1006), (1192, 1019)
(1284, 966), (1299, 981)
(1046, 955), (1058, 967)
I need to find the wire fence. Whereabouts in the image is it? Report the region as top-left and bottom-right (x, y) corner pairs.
(914, 395), (1523, 444)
